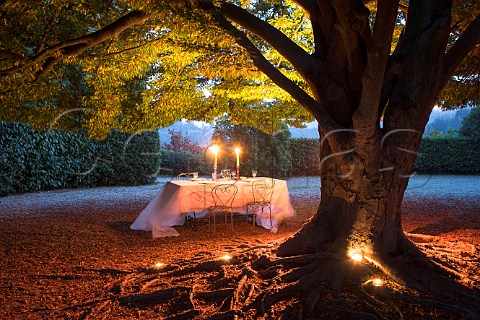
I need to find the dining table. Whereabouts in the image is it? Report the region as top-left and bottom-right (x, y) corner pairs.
(130, 177), (296, 238)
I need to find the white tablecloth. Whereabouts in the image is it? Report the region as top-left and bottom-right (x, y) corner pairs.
(130, 178), (296, 238)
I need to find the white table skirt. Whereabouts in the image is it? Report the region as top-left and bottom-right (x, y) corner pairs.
(130, 178), (296, 238)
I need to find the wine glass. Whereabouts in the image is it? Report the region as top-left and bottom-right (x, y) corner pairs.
(192, 172), (198, 181)
(251, 170), (257, 178)
(220, 169), (226, 180)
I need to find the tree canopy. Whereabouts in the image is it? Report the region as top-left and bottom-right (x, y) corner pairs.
(460, 107), (480, 140)
(1, 1), (477, 139)
(0, 1), (315, 137)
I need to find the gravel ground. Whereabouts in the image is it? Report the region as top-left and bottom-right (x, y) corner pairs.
(0, 175), (479, 318)
(0, 183), (161, 215)
(285, 175), (480, 199)
(405, 174), (480, 200)
(2, 175), (478, 215)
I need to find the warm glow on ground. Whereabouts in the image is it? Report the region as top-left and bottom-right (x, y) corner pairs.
(372, 278), (383, 287)
(220, 254), (232, 261)
(348, 250), (363, 262)
(154, 262), (165, 268)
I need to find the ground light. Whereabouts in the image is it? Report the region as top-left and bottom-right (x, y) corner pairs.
(372, 278), (384, 287)
(154, 262), (165, 268)
(348, 249), (364, 262)
(220, 254), (232, 261)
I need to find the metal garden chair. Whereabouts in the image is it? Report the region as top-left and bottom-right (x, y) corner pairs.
(176, 172), (193, 180)
(206, 184), (238, 232)
(246, 179), (275, 229)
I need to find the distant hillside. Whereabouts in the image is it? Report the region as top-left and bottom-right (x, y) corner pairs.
(157, 108), (472, 145)
(289, 123), (319, 139)
(158, 121), (214, 147)
(292, 108), (473, 138)
(159, 121), (321, 146)
(424, 108), (471, 136)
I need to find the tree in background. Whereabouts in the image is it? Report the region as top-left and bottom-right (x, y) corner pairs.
(424, 108), (471, 136)
(1, 0), (479, 317)
(161, 129), (203, 153)
(460, 107), (480, 141)
(212, 119), (291, 177)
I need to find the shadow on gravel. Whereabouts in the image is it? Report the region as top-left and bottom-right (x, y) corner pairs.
(409, 217), (480, 236)
(107, 221), (134, 233)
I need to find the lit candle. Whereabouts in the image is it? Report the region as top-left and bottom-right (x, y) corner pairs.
(235, 148), (240, 167)
(211, 145), (219, 168)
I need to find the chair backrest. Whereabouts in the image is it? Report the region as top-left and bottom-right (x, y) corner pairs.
(251, 179), (275, 203)
(176, 172), (192, 180)
(211, 184), (238, 208)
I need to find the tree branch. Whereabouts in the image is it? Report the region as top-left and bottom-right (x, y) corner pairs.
(441, 14), (480, 89)
(219, 2), (318, 82)
(212, 12), (342, 136)
(291, 0), (319, 17)
(383, 0), (453, 140)
(218, 1), (355, 127)
(0, 10), (149, 78)
(363, 0), (408, 14)
(104, 39), (162, 57)
(353, 0), (400, 134)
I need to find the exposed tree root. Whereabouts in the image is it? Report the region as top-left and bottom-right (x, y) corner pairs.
(85, 300), (111, 320)
(379, 239), (480, 306)
(276, 219), (328, 257)
(70, 242), (479, 319)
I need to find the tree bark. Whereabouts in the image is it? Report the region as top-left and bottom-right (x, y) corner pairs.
(277, 126), (417, 258)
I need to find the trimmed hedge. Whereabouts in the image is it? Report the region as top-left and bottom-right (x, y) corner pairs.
(0, 122), (160, 196)
(159, 128), (293, 179)
(211, 121), (292, 178)
(4, 121), (475, 197)
(290, 138), (320, 176)
(415, 137), (480, 174)
(290, 136), (480, 176)
(158, 149), (209, 177)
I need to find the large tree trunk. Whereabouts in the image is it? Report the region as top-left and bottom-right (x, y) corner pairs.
(277, 126), (418, 258)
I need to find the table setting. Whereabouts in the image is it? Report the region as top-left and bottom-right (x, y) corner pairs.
(130, 145), (295, 238)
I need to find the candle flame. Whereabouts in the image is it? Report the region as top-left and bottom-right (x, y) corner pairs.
(235, 148), (240, 154)
(211, 145), (219, 154)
